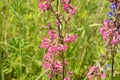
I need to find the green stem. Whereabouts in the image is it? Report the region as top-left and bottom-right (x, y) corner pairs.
(20, 50), (22, 80)
(1, 0), (4, 80)
(61, 51), (65, 80)
(56, 0), (59, 11)
(51, 1), (65, 79)
(111, 45), (116, 79)
(111, 52), (114, 79)
(1, 60), (4, 80)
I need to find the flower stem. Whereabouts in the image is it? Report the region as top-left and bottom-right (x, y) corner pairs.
(111, 45), (116, 79)
(51, 1), (65, 79)
(111, 52), (114, 79)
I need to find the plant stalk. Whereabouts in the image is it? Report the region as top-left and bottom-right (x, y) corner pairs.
(50, 1), (65, 79)
(111, 52), (114, 79)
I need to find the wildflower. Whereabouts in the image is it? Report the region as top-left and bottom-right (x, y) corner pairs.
(40, 37), (50, 48)
(38, 1), (51, 12)
(71, 6), (77, 16)
(110, 3), (117, 9)
(42, 52), (52, 69)
(58, 45), (68, 52)
(88, 75), (93, 80)
(48, 45), (58, 53)
(88, 66), (106, 80)
(64, 77), (70, 80)
(107, 12), (113, 17)
(100, 19), (120, 44)
(48, 30), (57, 39)
(56, 20), (59, 27)
(62, 1), (76, 15)
(64, 34), (77, 43)
(53, 61), (63, 72)
(63, 3), (70, 13)
(39, 0), (77, 79)
(111, 38), (119, 44)
(100, 28), (105, 34)
(101, 73), (106, 79)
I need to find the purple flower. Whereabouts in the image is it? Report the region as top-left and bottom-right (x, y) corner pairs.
(110, 3), (117, 9)
(114, 13), (117, 17)
(107, 12), (113, 17)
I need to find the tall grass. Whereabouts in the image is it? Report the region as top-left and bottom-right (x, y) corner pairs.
(0, 0), (120, 80)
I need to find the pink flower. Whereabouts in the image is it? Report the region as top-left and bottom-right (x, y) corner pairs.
(88, 66), (106, 80)
(38, 1), (51, 12)
(111, 39), (119, 44)
(71, 6), (76, 15)
(48, 45), (58, 53)
(64, 77), (70, 80)
(89, 66), (97, 72)
(102, 20), (108, 26)
(56, 20), (59, 27)
(88, 74), (93, 80)
(42, 53), (52, 69)
(42, 61), (51, 69)
(45, 52), (52, 60)
(40, 37), (50, 48)
(63, 3), (70, 12)
(64, 34), (77, 43)
(48, 30), (57, 39)
(64, 36), (71, 42)
(101, 73), (106, 79)
(100, 27), (105, 34)
(59, 45), (68, 52)
(53, 61), (62, 72)
(117, 34), (120, 39)
(53, 61), (62, 68)
(71, 34), (77, 40)
(100, 19), (120, 44)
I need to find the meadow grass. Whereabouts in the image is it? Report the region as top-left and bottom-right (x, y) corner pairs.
(0, 0), (120, 80)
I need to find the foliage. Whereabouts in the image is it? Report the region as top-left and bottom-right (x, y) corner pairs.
(0, 0), (120, 80)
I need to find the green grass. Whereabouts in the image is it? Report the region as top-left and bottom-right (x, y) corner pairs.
(0, 0), (120, 80)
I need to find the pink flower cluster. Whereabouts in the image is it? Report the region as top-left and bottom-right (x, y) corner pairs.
(39, 0), (77, 79)
(100, 20), (120, 44)
(64, 34), (77, 43)
(100, 1), (120, 44)
(88, 66), (106, 80)
(38, 1), (51, 12)
(38, 0), (77, 16)
(40, 23), (77, 78)
(62, 0), (77, 16)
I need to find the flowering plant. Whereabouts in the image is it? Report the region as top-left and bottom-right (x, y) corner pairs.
(39, 0), (77, 80)
(99, 0), (120, 79)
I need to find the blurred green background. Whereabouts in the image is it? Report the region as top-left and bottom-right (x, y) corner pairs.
(0, 0), (120, 80)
